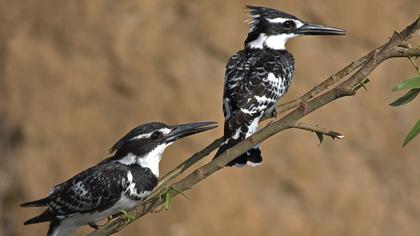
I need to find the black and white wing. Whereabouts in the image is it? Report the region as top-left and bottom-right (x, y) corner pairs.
(222, 51), (248, 120)
(223, 52), (272, 129)
(224, 50), (294, 127)
(22, 163), (131, 224)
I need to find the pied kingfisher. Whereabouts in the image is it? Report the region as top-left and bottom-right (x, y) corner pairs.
(215, 6), (345, 167)
(21, 121), (217, 236)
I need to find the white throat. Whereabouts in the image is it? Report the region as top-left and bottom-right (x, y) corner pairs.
(117, 143), (169, 177)
(137, 144), (168, 177)
(247, 33), (297, 50)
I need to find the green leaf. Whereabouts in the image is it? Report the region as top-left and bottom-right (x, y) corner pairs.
(389, 89), (420, 106)
(315, 132), (323, 144)
(392, 77), (420, 91)
(165, 191), (171, 210)
(403, 119), (420, 147)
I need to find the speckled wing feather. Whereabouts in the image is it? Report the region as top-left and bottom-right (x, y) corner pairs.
(23, 163), (130, 224)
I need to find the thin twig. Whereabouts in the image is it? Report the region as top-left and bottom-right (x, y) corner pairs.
(408, 57), (420, 75)
(291, 122), (344, 139)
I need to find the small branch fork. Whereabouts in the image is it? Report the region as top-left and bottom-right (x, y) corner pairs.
(291, 122), (344, 140)
(87, 17), (420, 236)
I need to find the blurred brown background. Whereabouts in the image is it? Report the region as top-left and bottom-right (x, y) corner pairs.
(1, 0), (419, 235)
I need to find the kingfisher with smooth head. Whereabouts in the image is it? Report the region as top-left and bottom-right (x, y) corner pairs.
(215, 6), (345, 167)
(21, 121), (217, 236)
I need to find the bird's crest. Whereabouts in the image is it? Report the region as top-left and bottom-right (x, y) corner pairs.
(245, 5), (298, 31)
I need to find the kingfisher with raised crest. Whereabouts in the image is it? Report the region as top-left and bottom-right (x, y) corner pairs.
(21, 121), (217, 236)
(215, 6), (345, 167)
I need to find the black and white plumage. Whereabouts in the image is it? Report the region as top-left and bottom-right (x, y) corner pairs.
(215, 6), (345, 167)
(21, 121), (217, 236)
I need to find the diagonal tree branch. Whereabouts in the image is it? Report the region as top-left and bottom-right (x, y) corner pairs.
(87, 16), (420, 236)
(273, 50), (376, 115)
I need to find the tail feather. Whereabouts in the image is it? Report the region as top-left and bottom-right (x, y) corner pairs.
(25, 212), (75, 236)
(245, 147), (262, 167)
(24, 209), (55, 225)
(215, 140), (248, 167)
(21, 197), (50, 208)
(215, 136), (263, 168)
(215, 117), (263, 167)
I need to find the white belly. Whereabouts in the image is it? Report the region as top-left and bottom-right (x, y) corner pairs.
(54, 196), (139, 236)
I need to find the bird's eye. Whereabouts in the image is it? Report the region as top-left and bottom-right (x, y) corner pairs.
(150, 131), (162, 140)
(283, 20), (295, 30)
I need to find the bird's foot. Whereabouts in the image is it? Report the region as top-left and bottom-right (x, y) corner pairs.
(119, 210), (135, 224)
(270, 107), (278, 119)
(88, 216), (112, 229)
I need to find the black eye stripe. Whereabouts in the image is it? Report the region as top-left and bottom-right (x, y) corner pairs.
(151, 131), (162, 139)
(283, 20), (295, 29)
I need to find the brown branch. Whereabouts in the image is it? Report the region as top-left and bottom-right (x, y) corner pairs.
(87, 16), (420, 236)
(388, 47), (420, 58)
(291, 122), (344, 140)
(273, 50), (375, 115)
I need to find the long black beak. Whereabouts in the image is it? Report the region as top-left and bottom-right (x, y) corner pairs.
(296, 22), (345, 36)
(165, 121), (217, 143)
